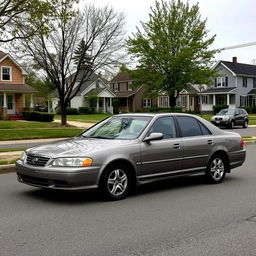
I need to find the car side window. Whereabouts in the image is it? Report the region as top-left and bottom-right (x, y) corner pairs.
(148, 116), (177, 139)
(235, 109), (239, 115)
(198, 121), (212, 135)
(176, 116), (202, 137)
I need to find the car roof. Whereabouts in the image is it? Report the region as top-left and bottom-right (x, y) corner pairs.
(115, 112), (197, 118)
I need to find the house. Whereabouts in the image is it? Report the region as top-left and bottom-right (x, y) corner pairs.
(51, 72), (115, 114)
(110, 72), (147, 112)
(200, 57), (256, 113)
(0, 51), (35, 120)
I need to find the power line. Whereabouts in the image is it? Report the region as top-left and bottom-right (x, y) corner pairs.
(217, 41), (256, 51)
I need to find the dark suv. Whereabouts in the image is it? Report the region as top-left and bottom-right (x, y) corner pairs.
(211, 108), (249, 128)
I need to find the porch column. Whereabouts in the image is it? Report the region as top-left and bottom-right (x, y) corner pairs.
(187, 95), (189, 111)
(103, 97), (106, 113)
(227, 94), (230, 106)
(30, 94), (33, 108)
(96, 98), (99, 113)
(3, 92), (7, 108)
(110, 97), (113, 114)
(23, 94), (26, 107)
(213, 94), (216, 106)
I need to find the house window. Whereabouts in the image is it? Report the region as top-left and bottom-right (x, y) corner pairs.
(0, 94), (3, 107)
(1, 67), (11, 81)
(202, 95), (208, 104)
(216, 95), (226, 105)
(253, 78), (256, 88)
(114, 83), (119, 92)
(143, 98), (151, 108)
(240, 95), (248, 106)
(127, 81), (133, 91)
(181, 96), (187, 107)
(158, 96), (169, 107)
(216, 77), (227, 87)
(243, 77), (247, 88)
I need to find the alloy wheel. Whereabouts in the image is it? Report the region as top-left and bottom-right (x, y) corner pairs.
(107, 169), (128, 197)
(210, 158), (225, 181)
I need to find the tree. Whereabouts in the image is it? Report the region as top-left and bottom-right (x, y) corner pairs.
(14, 2), (126, 125)
(127, 0), (218, 108)
(0, 0), (62, 43)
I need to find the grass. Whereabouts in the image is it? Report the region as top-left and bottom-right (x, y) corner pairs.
(55, 114), (112, 123)
(0, 120), (62, 129)
(0, 128), (84, 140)
(0, 160), (18, 165)
(0, 148), (26, 152)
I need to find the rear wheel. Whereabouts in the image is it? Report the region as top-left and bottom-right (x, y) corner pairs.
(205, 155), (227, 184)
(243, 120), (248, 128)
(100, 164), (130, 200)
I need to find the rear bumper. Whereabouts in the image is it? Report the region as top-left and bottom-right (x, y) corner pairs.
(16, 160), (101, 191)
(229, 149), (246, 170)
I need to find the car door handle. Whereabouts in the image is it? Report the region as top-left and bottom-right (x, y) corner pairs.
(208, 140), (214, 145)
(173, 143), (181, 149)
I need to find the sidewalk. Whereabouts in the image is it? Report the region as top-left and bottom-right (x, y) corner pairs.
(54, 119), (94, 129)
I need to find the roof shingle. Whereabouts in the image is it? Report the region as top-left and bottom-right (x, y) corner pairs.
(221, 61), (256, 76)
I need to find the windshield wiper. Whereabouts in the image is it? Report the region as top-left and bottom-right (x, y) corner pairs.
(87, 135), (111, 139)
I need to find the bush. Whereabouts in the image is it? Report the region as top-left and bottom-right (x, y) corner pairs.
(213, 104), (228, 114)
(22, 111), (54, 122)
(241, 106), (252, 114)
(112, 99), (120, 114)
(251, 106), (256, 114)
(79, 107), (90, 114)
(66, 108), (79, 115)
(148, 106), (182, 113)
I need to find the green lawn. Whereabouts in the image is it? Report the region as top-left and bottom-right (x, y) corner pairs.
(55, 114), (112, 123)
(0, 128), (84, 140)
(0, 120), (61, 129)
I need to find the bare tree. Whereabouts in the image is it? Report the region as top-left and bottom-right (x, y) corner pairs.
(14, 3), (126, 125)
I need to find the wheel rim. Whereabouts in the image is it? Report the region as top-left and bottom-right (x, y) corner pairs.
(231, 122), (234, 128)
(107, 169), (128, 197)
(244, 121), (248, 127)
(210, 158), (225, 181)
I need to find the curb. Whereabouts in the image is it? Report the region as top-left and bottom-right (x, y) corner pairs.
(0, 164), (16, 174)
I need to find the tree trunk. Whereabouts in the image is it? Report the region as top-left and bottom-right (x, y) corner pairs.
(60, 102), (67, 126)
(169, 95), (177, 110)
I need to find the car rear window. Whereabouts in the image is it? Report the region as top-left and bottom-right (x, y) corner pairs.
(177, 116), (203, 137)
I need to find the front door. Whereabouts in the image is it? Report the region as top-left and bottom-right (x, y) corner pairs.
(139, 116), (183, 179)
(7, 95), (15, 114)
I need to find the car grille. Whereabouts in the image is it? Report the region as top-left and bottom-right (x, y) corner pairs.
(215, 117), (223, 121)
(26, 154), (50, 167)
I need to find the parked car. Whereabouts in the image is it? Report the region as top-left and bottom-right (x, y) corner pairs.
(16, 113), (246, 200)
(211, 108), (249, 128)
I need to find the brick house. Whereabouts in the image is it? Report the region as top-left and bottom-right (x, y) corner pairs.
(0, 51), (35, 120)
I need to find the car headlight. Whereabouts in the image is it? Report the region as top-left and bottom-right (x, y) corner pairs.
(52, 157), (93, 167)
(20, 151), (27, 162)
(223, 116), (230, 121)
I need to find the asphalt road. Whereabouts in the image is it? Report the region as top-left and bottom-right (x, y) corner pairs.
(1, 145), (256, 256)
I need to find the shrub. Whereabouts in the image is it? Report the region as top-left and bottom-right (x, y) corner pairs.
(251, 106), (256, 114)
(148, 106), (182, 113)
(66, 108), (79, 115)
(213, 104), (228, 114)
(79, 107), (90, 114)
(241, 106), (251, 114)
(22, 111), (54, 122)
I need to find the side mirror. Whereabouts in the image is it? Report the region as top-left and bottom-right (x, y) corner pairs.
(143, 132), (163, 142)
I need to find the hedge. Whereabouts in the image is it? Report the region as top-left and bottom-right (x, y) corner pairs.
(148, 106), (182, 113)
(213, 105), (228, 114)
(78, 107), (95, 114)
(22, 111), (54, 122)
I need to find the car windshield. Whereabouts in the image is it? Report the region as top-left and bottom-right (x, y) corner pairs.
(81, 116), (152, 140)
(218, 109), (235, 115)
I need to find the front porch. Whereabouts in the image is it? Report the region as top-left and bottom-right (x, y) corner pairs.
(0, 92), (34, 120)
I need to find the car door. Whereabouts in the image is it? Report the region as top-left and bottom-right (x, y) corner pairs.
(176, 116), (215, 171)
(235, 109), (243, 125)
(139, 116), (183, 179)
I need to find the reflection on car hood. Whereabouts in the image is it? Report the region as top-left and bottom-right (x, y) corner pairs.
(26, 137), (136, 158)
(212, 115), (231, 119)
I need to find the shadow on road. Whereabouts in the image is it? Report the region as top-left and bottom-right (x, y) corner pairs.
(18, 173), (243, 204)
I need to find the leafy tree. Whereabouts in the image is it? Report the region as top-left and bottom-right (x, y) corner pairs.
(13, 3), (126, 125)
(127, 0), (218, 108)
(0, 0), (66, 43)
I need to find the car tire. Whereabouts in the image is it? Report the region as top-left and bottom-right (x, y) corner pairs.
(100, 163), (130, 201)
(229, 120), (235, 129)
(205, 154), (227, 184)
(243, 120), (248, 128)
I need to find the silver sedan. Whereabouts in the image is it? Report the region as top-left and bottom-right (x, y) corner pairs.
(16, 113), (246, 200)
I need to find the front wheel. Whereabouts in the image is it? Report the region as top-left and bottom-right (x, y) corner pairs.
(229, 120), (235, 129)
(205, 155), (227, 184)
(100, 164), (130, 200)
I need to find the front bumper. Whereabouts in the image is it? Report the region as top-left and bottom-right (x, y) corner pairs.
(211, 120), (230, 126)
(16, 160), (101, 190)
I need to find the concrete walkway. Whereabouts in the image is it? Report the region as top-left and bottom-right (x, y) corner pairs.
(54, 119), (94, 129)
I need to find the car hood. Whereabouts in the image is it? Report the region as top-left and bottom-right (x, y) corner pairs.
(212, 115), (231, 119)
(26, 137), (137, 158)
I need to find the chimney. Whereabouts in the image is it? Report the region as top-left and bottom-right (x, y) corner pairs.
(232, 57), (237, 63)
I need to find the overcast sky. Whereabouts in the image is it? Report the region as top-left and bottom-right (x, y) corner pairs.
(85, 0), (256, 65)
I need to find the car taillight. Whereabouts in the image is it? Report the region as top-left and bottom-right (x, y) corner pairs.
(240, 138), (245, 148)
